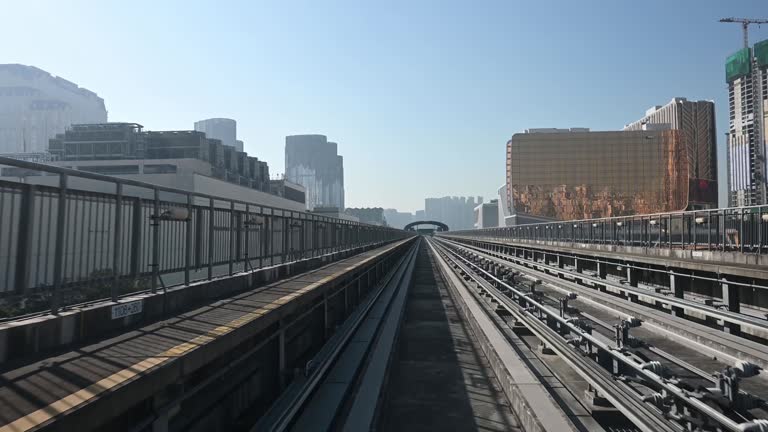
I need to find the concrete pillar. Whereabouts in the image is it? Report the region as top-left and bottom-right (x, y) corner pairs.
(669, 274), (688, 317)
(597, 261), (607, 279)
(557, 255), (564, 269)
(575, 258), (584, 273)
(626, 267), (639, 287)
(722, 279), (741, 335)
(625, 267), (640, 303)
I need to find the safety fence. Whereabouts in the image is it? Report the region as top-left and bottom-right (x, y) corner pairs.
(443, 206), (768, 254)
(0, 156), (408, 318)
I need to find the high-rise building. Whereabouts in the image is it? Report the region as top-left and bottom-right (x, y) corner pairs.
(285, 134), (344, 210)
(624, 97), (717, 196)
(725, 40), (768, 206)
(0, 64), (107, 153)
(505, 128), (716, 221)
(194, 118), (237, 148)
(424, 196), (480, 230)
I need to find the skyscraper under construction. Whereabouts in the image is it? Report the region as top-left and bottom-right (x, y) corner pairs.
(726, 39), (768, 206)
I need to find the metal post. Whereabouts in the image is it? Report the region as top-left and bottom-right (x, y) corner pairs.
(244, 204), (250, 270)
(228, 201), (235, 276)
(692, 211), (697, 250)
(282, 216), (289, 262)
(15, 184), (36, 295)
(51, 174), (68, 314)
(740, 208), (745, 253)
(267, 214), (273, 266)
(194, 207), (203, 268)
(668, 214), (672, 249)
(184, 194), (192, 285)
(112, 183), (123, 301)
(208, 199), (214, 280)
(759, 207), (763, 255)
(130, 198), (142, 277)
(151, 189), (160, 294)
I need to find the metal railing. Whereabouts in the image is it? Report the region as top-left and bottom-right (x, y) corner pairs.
(443, 206), (768, 254)
(0, 156), (408, 319)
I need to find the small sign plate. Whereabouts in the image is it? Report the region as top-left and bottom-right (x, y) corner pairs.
(111, 300), (143, 320)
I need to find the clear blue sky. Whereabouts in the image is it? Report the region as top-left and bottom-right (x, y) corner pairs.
(4, 0), (768, 212)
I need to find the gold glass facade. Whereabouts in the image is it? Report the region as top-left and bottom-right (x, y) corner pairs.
(505, 130), (704, 220)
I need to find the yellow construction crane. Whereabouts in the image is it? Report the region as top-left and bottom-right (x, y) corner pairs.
(720, 17), (768, 48)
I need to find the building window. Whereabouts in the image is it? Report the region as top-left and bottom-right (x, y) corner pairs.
(77, 165), (140, 175)
(143, 164), (178, 174)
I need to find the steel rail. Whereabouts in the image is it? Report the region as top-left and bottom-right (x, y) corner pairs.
(434, 237), (750, 432)
(429, 238), (677, 432)
(444, 237), (768, 335)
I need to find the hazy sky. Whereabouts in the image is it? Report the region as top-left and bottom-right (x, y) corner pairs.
(3, 0), (768, 212)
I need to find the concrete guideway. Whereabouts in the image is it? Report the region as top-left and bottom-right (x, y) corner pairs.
(256, 237), (588, 432)
(435, 236), (768, 432)
(422, 239), (575, 432)
(0, 238), (414, 432)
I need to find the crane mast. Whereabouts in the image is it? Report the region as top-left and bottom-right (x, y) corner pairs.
(719, 17), (768, 48)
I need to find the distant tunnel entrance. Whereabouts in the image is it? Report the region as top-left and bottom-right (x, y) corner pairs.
(404, 220), (449, 232)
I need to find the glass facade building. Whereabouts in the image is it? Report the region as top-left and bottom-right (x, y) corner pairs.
(506, 129), (716, 221)
(285, 135), (345, 210)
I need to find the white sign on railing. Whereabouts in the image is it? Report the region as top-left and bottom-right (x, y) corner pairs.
(111, 300), (143, 320)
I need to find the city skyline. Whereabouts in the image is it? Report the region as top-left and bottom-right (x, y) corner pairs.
(2, 1), (768, 212)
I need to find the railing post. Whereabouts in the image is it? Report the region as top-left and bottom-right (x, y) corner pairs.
(111, 183), (123, 302)
(722, 211), (728, 250)
(208, 198), (214, 280)
(151, 189), (160, 294)
(759, 207), (763, 255)
(244, 204), (250, 270)
(185, 194), (192, 285)
(667, 214), (672, 249)
(266, 213), (273, 266)
(15, 184), (36, 296)
(51, 174), (68, 314)
(130, 198), (142, 277)
(740, 208), (744, 253)
(228, 201), (235, 276)
(300, 216), (306, 257)
(693, 211), (697, 250)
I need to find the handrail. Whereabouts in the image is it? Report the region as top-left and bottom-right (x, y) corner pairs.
(0, 156), (410, 319)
